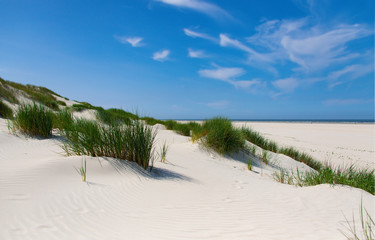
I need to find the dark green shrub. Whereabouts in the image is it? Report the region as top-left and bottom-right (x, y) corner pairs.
(13, 103), (54, 138)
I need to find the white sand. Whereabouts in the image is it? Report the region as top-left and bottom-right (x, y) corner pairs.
(233, 122), (375, 169)
(0, 118), (374, 240)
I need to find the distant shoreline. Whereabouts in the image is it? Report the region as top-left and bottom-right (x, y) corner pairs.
(173, 119), (375, 124)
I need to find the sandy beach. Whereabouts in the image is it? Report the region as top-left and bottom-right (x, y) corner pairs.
(233, 121), (375, 169)
(0, 117), (374, 240)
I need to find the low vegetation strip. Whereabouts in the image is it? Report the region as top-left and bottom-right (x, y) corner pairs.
(241, 127), (323, 171)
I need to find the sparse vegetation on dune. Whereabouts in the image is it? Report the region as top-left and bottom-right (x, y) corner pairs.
(0, 100), (13, 119)
(294, 164), (375, 195)
(12, 103), (54, 138)
(0, 78), (64, 110)
(241, 127), (322, 171)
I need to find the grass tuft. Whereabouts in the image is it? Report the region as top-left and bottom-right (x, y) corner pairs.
(159, 141), (169, 163)
(75, 158), (87, 182)
(199, 117), (245, 154)
(12, 103), (54, 138)
(60, 119), (156, 169)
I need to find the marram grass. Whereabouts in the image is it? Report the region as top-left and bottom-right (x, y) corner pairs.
(60, 119), (156, 170)
(12, 103), (53, 138)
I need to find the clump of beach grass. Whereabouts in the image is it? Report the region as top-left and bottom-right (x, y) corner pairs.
(0, 100), (13, 119)
(60, 119), (156, 170)
(199, 117), (245, 155)
(273, 169), (294, 185)
(159, 141), (169, 163)
(75, 158), (87, 182)
(12, 103), (54, 138)
(262, 150), (269, 165)
(247, 159), (252, 171)
(53, 108), (74, 130)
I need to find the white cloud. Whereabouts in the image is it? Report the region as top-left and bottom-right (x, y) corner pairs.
(198, 66), (263, 91)
(272, 78), (299, 93)
(247, 19), (372, 71)
(152, 49), (170, 62)
(116, 36), (144, 47)
(198, 66), (245, 81)
(188, 48), (207, 58)
(183, 28), (217, 42)
(220, 34), (273, 63)
(156, 0), (231, 20)
(323, 98), (374, 106)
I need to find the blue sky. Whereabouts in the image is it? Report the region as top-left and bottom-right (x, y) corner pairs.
(0, 0), (374, 119)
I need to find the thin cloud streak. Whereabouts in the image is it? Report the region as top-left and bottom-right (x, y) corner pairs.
(188, 48), (207, 58)
(156, 0), (232, 20)
(116, 36), (144, 47)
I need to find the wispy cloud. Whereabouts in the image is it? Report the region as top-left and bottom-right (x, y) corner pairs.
(323, 98), (374, 106)
(183, 28), (217, 42)
(198, 65), (263, 90)
(327, 63), (374, 88)
(220, 34), (273, 63)
(155, 0), (232, 20)
(187, 48), (207, 58)
(115, 36), (144, 47)
(248, 19), (373, 71)
(153, 49), (170, 62)
(272, 78), (299, 93)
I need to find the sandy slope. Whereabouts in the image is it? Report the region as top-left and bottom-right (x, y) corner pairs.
(0, 118), (374, 240)
(233, 122), (375, 169)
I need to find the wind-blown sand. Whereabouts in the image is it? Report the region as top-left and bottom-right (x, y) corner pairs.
(0, 118), (374, 240)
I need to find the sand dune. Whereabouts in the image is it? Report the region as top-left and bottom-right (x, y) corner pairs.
(0, 118), (374, 239)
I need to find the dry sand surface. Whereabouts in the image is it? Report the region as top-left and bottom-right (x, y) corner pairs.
(233, 122), (375, 169)
(0, 118), (374, 240)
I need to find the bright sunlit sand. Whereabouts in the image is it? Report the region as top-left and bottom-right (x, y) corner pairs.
(1, 0), (374, 239)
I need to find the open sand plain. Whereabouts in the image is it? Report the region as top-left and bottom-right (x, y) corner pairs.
(0, 117), (374, 240)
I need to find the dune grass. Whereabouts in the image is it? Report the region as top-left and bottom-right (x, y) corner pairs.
(60, 119), (156, 170)
(12, 103), (54, 138)
(279, 146), (323, 170)
(294, 164), (375, 194)
(0, 79), (19, 104)
(197, 117), (245, 154)
(142, 117), (164, 126)
(97, 108), (138, 125)
(75, 158), (87, 182)
(0, 100), (13, 119)
(5, 81), (60, 110)
(159, 141), (168, 163)
(241, 127), (322, 171)
(53, 109), (74, 130)
(341, 202), (374, 240)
